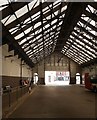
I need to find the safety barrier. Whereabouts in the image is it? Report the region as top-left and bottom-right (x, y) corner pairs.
(2, 85), (33, 117)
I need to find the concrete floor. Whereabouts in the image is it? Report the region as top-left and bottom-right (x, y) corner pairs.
(8, 85), (96, 118)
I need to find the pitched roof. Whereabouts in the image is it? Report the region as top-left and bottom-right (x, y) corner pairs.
(1, 1), (97, 67)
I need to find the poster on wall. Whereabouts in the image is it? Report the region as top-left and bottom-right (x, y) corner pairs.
(45, 71), (70, 85)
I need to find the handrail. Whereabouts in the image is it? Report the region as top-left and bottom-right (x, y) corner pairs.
(2, 85), (29, 95)
(2, 84), (33, 118)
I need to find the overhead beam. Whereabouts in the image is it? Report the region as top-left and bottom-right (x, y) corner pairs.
(2, 23), (34, 68)
(55, 2), (87, 51)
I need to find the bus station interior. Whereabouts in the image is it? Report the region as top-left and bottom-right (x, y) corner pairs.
(0, 1), (97, 119)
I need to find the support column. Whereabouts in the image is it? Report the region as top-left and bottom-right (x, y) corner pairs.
(43, 59), (45, 85)
(20, 59), (22, 80)
(68, 59), (71, 84)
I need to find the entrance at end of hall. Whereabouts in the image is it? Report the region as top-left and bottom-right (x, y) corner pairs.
(45, 71), (70, 86)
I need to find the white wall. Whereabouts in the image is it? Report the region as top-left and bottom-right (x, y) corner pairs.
(1, 44), (32, 78)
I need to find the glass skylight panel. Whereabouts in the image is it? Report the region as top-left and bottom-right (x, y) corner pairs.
(91, 54), (96, 58)
(9, 27), (18, 34)
(93, 45), (97, 50)
(54, 10), (59, 16)
(31, 11), (40, 21)
(52, 19), (57, 25)
(19, 38), (27, 45)
(59, 21), (63, 26)
(78, 41), (85, 46)
(72, 31), (77, 36)
(80, 56), (87, 62)
(85, 26), (95, 35)
(88, 41), (92, 46)
(39, 42), (43, 46)
(43, 5), (49, 13)
(90, 19), (96, 27)
(33, 45), (38, 50)
(45, 24), (50, 29)
(90, 30), (95, 35)
(33, 48), (38, 53)
(75, 39), (79, 43)
(30, 38), (35, 43)
(15, 32), (24, 40)
(56, 32), (60, 35)
(15, 5), (28, 18)
(68, 39), (73, 42)
(24, 46), (30, 52)
(77, 21), (84, 27)
(33, 0), (39, 8)
(46, 15), (51, 20)
(2, 14), (16, 26)
(39, 48), (43, 52)
(34, 29), (40, 35)
(28, 0), (37, 11)
(81, 14), (90, 22)
(87, 50), (93, 56)
(26, 49), (32, 54)
(83, 37), (88, 43)
(73, 42), (78, 46)
(53, 0), (61, 7)
(1, 15), (10, 25)
(0, 0), (8, 11)
(61, 5), (67, 12)
(86, 45), (91, 50)
(30, 43), (36, 48)
(36, 34), (42, 40)
(61, 49), (65, 53)
(28, 52), (32, 56)
(50, 32), (54, 36)
(57, 27), (61, 31)
(66, 41), (70, 45)
(86, 5), (94, 13)
(52, 25), (56, 29)
(22, 43), (29, 48)
(29, 54), (33, 58)
(10, 29), (18, 35)
(77, 44), (82, 49)
(24, 26), (32, 34)
(61, 13), (65, 18)
(34, 22), (41, 29)
(23, 17), (31, 24)
(70, 35), (74, 39)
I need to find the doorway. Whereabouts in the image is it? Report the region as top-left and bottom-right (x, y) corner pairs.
(45, 71), (70, 85)
(76, 73), (80, 84)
